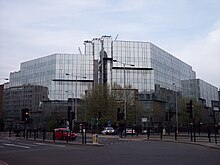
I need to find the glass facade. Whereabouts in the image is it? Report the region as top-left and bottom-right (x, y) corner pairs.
(8, 54), (93, 100)
(7, 35), (217, 108)
(84, 36), (196, 95)
(149, 43), (196, 92)
(112, 41), (154, 92)
(5, 35), (219, 129)
(182, 79), (219, 107)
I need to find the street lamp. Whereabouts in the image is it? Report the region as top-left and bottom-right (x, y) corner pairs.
(113, 60), (134, 122)
(65, 73), (86, 122)
(173, 82), (178, 133)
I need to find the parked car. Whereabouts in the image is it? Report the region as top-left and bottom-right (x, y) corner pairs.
(54, 128), (77, 140)
(142, 129), (154, 134)
(125, 128), (136, 135)
(101, 127), (115, 135)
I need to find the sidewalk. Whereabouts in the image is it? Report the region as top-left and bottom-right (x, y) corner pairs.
(118, 134), (220, 150)
(1, 132), (219, 149)
(0, 131), (104, 147)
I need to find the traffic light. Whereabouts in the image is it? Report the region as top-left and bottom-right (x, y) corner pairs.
(21, 108), (30, 122)
(186, 100), (193, 118)
(165, 111), (173, 121)
(121, 113), (124, 120)
(117, 108), (121, 121)
(71, 111), (75, 120)
(68, 106), (72, 121)
(68, 106), (75, 121)
(117, 108), (124, 121)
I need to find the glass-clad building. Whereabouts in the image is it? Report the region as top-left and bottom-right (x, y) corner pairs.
(8, 54), (93, 100)
(182, 79), (219, 107)
(8, 35), (217, 108)
(4, 35), (219, 129)
(84, 36), (196, 94)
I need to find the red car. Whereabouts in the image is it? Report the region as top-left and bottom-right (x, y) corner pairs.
(54, 128), (77, 140)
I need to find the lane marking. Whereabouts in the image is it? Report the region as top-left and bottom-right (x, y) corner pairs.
(3, 143), (30, 149)
(17, 143), (38, 147)
(0, 160), (8, 165)
(34, 143), (66, 148)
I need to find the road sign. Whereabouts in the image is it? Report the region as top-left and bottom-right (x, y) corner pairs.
(142, 118), (147, 122)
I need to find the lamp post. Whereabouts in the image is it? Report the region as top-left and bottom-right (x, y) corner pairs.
(65, 74), (86, 122)
(113, 60), (134, 122)
(173, 82), (178, 134)
(65, 90), (74, 129)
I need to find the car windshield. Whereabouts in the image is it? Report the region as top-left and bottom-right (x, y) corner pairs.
(106, 127), (113, 130)
(55, 128), (70, 132)
(127, 128), (133, 130)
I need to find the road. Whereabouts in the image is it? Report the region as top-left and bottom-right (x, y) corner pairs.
(0, 136), (220, 165)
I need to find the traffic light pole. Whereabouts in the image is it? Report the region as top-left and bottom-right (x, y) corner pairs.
(186, 100), (196, 142)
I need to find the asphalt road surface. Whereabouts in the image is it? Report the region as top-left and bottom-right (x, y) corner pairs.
(0, 137), (220, 165)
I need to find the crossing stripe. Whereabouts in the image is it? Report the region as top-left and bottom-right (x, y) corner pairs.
(17, 143), (38, 147)
(0, 160), (8, 165)
(34, 143), (66, 148)
(2, 143), (30, 149)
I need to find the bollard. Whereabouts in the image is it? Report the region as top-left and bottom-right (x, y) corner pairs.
(160, 127), (163, 140)
(214, 127), (217, 144)
(53, 130), (55, 142)
(36, 129), (39, 138)
(29, 129), (32, 138)
(84, 128), (87, 144)
(81, 125), (84, 144)
(43, 130), (46, 141)
(92, 134), (98, 144)
(193, 125), (196, 142)
(175, 127), (177, 141)
(190, 126), (193, 142)
(66, 131), (69, 143)
(147, 127), (150, 140)
(208, 128), (211, 142)
(23, 129), (26, 139)
(26, 130), (28, 139)
(62, 130), (64, 140)
(34, 129), (36, 140)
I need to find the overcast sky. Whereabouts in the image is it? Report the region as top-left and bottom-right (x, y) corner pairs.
(0, 0), (220, 87)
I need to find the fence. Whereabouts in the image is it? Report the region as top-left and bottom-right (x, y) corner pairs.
(0, 128), (91, 144)
(0, 126), (219, 145)
(141, 126), (219, 144)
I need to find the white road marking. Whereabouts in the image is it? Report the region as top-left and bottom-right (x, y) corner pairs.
(3, 143), (30, 149)
(0, 160), (8, 165)
(17, 143), (38, 147)
(34, 143), (66, 148)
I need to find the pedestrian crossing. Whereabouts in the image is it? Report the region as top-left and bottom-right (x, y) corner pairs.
(0, 140), (66, 150)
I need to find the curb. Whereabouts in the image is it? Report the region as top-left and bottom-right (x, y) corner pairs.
(118, 137), (220, 150)
(10, 137), (104, 147)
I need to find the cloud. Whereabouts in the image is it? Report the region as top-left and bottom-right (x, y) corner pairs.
(0, 0), (220, 87)
(176, 20), (220, 87)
